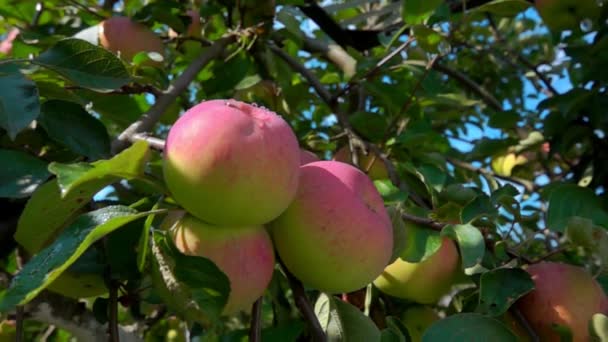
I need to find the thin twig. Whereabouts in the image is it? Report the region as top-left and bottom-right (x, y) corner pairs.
(15, 307), (24, 342)
(279, 262), (327, 342)
(108, 280), (119, 342)
(400, 212), (445, 231)
(249, 297), (263, 342)
(131, 133), (165, 151)
(112, 36), (235, 153)
(509, 307), (540, 342)
(64, 0), (106, 20)
(446, 157), (536, 192)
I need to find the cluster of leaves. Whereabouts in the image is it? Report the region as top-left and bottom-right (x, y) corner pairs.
(0, 0), (608, 341)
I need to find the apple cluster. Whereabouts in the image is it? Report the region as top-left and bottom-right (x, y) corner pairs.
(162, 99), (394, 314)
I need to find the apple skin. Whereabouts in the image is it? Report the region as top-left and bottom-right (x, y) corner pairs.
(300, 149), (319, 165)
(402, 306), (440, 342)
(270, 161), (393, 293)
(99, 17), (164, 63)
(515, 262), (608, 342)
(163, 99), (300, 226)
(535, 0), (599, 32)
(170, 213), (275, 315)
(373, 238), (459, 304)
(333, 146), (389, 180)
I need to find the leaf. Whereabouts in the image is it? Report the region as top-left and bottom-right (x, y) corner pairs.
(0, 149), (50, 198)
(0, 206), (152, 312)
(150, 232), (230, 323)
(461, 194), (498, 223)
(387, 207), (408, 263)
(422, 313), (517, 342)
(402, 0), (443, 25)
(374, 179), (408, 203)
(441, 224), (485, 269)
(0, 72), (41, 140)
(412, 25), (446, 54)
(477, 268), (534, 316)
(15, 141), (151, 253)
(590, 313), (608, 341)
(400, 221), (443, 263)
(470, 0), (531, 17)
(547, 184), (608, 232)
(314, 293), (381, 342)
(38, 100), (111, 160)
(33, 38), (131, 92)
(49, 140), (150, 197)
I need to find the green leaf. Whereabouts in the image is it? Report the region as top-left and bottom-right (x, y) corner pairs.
(470, 0), (531, 17)
(349, 112), (387, 142)
(374, 180), (408, 203)
(48, 140), (150, 196)
(0, 149), (50, 198)
(412, 25), (446, 54)
(0, 206), (152, 312)
(402, 0), (443, 25)
(590, 313), (608, 341)
(441, 224), (484, 269)
(422, 313), (517, 342)
(547, 184), (608, 232)
(401, 221), (443, 263)
(314, 293), (381, 342)
(33, 38), (131, 92)
(150, 232), (230, 323)
(15, 141), (151, 253)
(461, 194), (498, 223)
(477, 268), (534, 316)
(0, 73), (41, 140)
(387, 207), (408, 263)
(38, 100), (111, 160)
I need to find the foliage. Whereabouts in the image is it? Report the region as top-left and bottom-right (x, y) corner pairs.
(0, 0), (607, 341)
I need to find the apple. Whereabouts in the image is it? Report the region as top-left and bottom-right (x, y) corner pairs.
(300, 149), (319, 165)
(373, 238), (460, 304)
(170, 213), (275, 314)
(535, 0), (600, 32)
(402, 305), (440, 342)
(99, 17), (164, 64)
(515, 262), (608, 341)
(270, 161), (393, 293)
(164, 99), (300, 226)
(333, 146), (389, 180)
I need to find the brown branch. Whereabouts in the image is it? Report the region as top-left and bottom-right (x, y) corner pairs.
(249, 297), (263, 342)
(400, 212), (445, 231)
(279, 262), (326, 342)
(509, 307), (540, 342)
(131, 133), (165, 151)
(108, 280), (120, 342)
(299, 36), (357, 77)
(112, 36), (235, 153)
(446, 157), (536, 192)
(15, 307), (24, 342)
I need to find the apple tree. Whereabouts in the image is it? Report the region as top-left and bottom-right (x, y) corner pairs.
(1, 0), (608, 341)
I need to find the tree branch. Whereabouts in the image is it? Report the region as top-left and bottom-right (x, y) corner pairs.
(299, 36), (357, 77)
(279, 262), (326, 342)
(112, 36), (235, 153)
(249, 297), (263, 342)
(400, 212), (445, 231)
(446, 157), (536, 192)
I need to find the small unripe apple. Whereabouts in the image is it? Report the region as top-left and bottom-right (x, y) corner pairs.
(170, 213), (275, 315)
(99, 17), (164, 63)
(164, 99), (300, 226)
(515, 262), (608, 341)
(373, 238), (460, 304)
(299, 149), (319, 165)
(535, 0), (599, 32)
(333, 146), (389, 180)
(271, 161), (393, 293)
(402, 305), (440, 342)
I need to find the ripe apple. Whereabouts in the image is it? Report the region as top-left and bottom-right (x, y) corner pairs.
(515, 262), (608, 341)
(170, 213), (275, 314)
(373, 238), (460, 304)
(300, 149), (319, 165)
(333, 146), (389, 180)
(99, 17), (164, 64)
(270, 161), (393, 293)
(164, 99), (300, 226)
(535, 0), (600, 32)
(402, 305), (440, 342)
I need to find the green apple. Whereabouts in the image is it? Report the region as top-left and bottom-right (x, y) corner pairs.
(373, 238), (460, 304)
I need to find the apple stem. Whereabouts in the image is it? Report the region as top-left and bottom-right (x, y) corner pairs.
(249, 297), (263, 342)
(279, 261), (327, 342)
